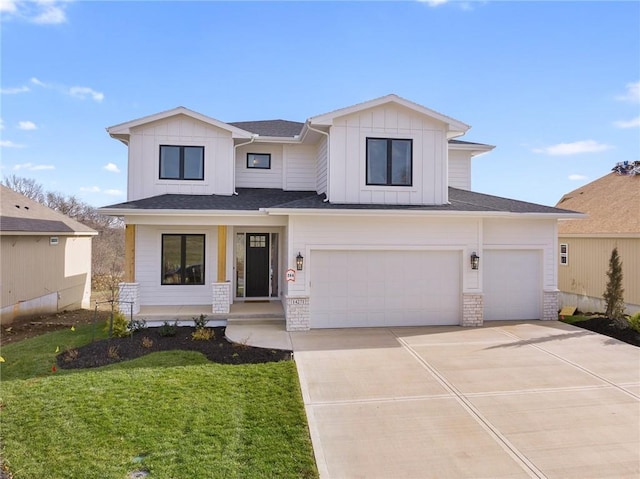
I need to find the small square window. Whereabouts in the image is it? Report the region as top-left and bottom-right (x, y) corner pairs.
(247, 153), (271, 169)
(560, 243), (568, 266)
(366, 138), (412, 186)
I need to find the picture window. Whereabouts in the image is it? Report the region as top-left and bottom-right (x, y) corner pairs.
(366, 138), (412, 186)
(162, 234), (205, 284)
(247, 153), (271, 169)
(159, 145), (204, 180)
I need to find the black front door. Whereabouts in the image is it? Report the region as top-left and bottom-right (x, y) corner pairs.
(246, 233), (270, 297)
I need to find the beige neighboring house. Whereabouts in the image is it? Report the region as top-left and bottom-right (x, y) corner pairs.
(556, 172), (640, 314)
(0, 185), (97, 324)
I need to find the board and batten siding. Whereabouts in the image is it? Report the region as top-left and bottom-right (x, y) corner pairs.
(127, 114), (235, 201)
(483, 218), (558, 291)
(284, 145), (316, 191)
(235, 144), (284, 189)
(1, 235), (92, 320)
(135, 225), (218, 306)
(327, 104), (448, 205)
(285, 215), (482, 298)
(448, 150), (472, 191)
(316, 136), (328, 194)
(558, 237), (640, 308)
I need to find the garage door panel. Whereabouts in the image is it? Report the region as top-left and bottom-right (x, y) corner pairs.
(311, 250), (461, 328)
(484, 250), (541, 321)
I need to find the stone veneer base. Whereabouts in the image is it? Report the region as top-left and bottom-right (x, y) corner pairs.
(462, 293), (483, 327)
(212, 282), (231, 314)
(285, 296), (310, 331)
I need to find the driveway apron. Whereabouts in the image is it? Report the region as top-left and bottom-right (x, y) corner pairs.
(291, 321), (640, 479)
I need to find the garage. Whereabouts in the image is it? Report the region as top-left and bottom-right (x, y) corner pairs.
(310, 250), (461, 328)
(483, 249), (542, 321)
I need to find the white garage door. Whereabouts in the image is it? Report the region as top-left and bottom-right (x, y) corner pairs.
(310, 250), (461, 328)
(484, 250), (541, 321)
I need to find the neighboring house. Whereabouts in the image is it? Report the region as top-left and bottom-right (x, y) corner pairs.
(556, 172), (640, 314)
(100, 94), (580, 331)
(0, 186), (97, 324)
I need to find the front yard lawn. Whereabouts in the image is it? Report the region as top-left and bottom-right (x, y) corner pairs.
(0, 325), (317, 479)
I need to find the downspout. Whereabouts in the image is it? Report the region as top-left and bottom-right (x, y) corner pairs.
(233, 134), (258, 195)
(305, 123), (331, 202)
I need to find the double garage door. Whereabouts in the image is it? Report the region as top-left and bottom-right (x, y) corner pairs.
(310, 250), (461, 328)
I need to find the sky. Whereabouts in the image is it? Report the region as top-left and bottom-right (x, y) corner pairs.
(1, 0), (639, 208)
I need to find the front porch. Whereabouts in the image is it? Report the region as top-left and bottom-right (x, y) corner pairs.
(136, 300), (285, 326)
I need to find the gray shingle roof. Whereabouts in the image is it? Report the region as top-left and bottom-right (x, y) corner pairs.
(102, 187), (577, 215)
(1, 185), (97, 234)
(228, 120), (304, 137)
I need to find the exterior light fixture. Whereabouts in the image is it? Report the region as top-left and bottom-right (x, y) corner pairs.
(471, 252), (480, 270)
(296, 252), (304, 271)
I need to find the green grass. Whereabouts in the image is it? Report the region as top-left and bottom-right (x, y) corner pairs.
(0, 325), (318, 479)
(559, 314), (597, 324)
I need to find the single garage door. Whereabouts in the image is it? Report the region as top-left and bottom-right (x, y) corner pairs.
(310, 250), (461, 328)
(483, 250), (541, 321)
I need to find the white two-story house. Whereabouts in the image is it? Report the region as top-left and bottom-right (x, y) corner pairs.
(101, 94), (580, 331)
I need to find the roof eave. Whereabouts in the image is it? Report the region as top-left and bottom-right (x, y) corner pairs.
(0, 230), (98, 236)
(263, 208), (585, 218)
(98, 207), (269, 217)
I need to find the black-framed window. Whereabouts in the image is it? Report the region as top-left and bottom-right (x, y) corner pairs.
(162, 234), (205, 285)
(366, 138), (412, 186)
(247, 153), (271, 169)
(560, 243), (568, 266)
(159, 145), (204, 180)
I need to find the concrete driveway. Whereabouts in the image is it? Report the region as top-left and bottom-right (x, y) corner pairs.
(290, 321), (640, 479)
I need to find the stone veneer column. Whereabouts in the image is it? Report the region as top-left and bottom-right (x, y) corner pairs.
(462, 293), (483, 327)
(542, 290), (559, 321)
(285, 296), (310, 331)
(118, 282), (140, 315)
(212, 282), (231, 314)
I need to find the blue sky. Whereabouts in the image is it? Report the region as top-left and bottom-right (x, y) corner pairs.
(1, 0), (638, 207)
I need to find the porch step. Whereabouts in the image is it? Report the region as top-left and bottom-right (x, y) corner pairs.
(226, 317), (285, 325)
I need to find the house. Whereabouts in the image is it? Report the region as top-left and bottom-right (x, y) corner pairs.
(0, 186), (97, 324)
(556, 172), (640, 314)
(100, 94), (580, 331)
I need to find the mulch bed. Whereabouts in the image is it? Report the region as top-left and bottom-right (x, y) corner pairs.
(566, 316), (640, 347)
(56, 327), (292, 370)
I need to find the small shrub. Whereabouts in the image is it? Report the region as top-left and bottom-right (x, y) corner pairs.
(158, 321), (178, 337)
(193, 314), (209, 329)
(141, 336), (154, 348)
(192, 328), (214, 341)
(628, 312), (640, 333)
(104, 311), (131, 338)
(63, 348), (79, 363)
(107, 345), (120, 359)
(128, 318), (147, 334)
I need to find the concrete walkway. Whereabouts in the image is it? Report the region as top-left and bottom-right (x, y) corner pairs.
(290, 321), (640, 479)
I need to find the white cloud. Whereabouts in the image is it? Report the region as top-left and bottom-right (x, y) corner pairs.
(613, 116), (640, 129)
(1, 0), (68, 24)
(30, 77), (48, 87)
(616, 81), (640, 103)
(18, 120), (37, 130)
(533, 140), (613, 156)
(418, 0), (449, 5)
(104, 189), (124, 196)
(1, 140), (25, 148)
(69, 86), (104, 102)
(568, 174), (588, 181)
(13, 162), (54, 170)
(0, 85), (30, 94)
(80, 186), (101, 193)
(103, 162), (121, 173)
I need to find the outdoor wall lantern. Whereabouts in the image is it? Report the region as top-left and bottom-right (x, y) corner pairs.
(296, 252), (304, 271)
(471, 252), (480, 270)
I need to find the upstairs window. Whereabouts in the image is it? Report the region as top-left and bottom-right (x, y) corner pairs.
(159, 145), (204, 180)
(247, 153), (271, 169)
(162, 234), (205, 285)
(366, 138), (412, 186)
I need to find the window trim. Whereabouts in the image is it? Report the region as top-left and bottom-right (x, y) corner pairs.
(161, 234), (206, 285)
(246, 153), (271, 170)
(560, 243), (569, 266)
(365, 137), (413, 187)
(159, 145), (205, 181)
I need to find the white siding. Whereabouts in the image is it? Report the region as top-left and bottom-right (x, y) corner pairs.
(128, 114), (235, 201)
(285, 215), (481, 298)
(135, 225), (217, 306)
(235, 144), (284, 189)
(316, 136), (328, 194)
(284, 145), (316, 191)
(448, 150), (472, 190)
(327, 104), (449, 205)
